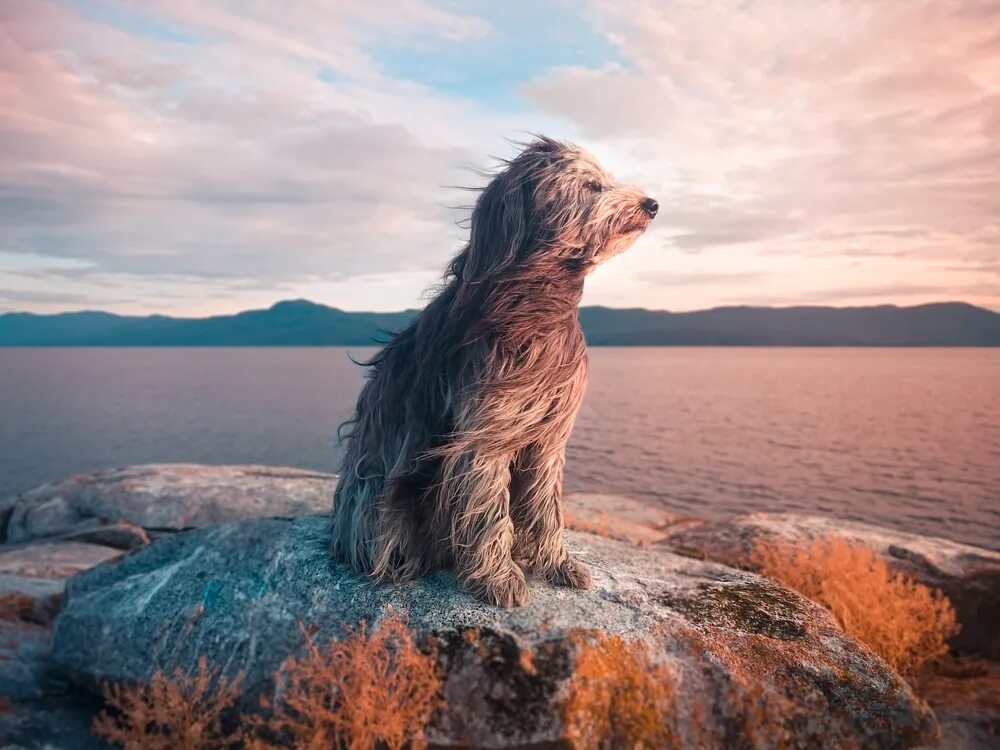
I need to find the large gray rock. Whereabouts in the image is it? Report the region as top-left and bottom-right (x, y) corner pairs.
(52, 518), (936, 749)
(3, 464), (337, 545)
(659, 513), (1000, 657)
(0, 620), (52, 701)
(0, 693), (111, 750)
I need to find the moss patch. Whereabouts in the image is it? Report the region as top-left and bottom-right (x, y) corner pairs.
(435, 627), (572, 739)
(660, 581), (807, 640)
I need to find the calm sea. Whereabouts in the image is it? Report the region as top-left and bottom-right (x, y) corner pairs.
(1, 348), (997, 550)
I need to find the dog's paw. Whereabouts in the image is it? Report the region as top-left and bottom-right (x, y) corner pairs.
(477, 566), (530, 608)
(543, 555), (593, 590)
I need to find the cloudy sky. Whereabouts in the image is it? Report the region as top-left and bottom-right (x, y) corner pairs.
(2, 0), (999, 315)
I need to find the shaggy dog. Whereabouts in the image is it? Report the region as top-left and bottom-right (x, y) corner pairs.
(332, 137), (657, 607)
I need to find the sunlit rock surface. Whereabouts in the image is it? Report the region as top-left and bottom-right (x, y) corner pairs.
(0, 541), (122, 624)
(2, 463), (337, 545)
(51, 518), (935, 749)
(659, 512), (1000, 657)
(5, 465), (999, 748)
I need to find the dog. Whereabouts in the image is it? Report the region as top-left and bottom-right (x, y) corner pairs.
(331, 137), (657, 607)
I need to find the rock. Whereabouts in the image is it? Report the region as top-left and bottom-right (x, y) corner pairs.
(563, 492), (681, 546)
(929, 706), (1000, 750)
(914, 657), (1000, 750)
(0, 693), (111, 750)
(53, 520), (150, 551)
(52, 519), (936, 749)
(3, 464), (337, 545)
(0, 620), (52, 701)
(0, 542), (123, 580)
(659, 512), (1000, 657)
(0, 493), (18, 541)
(0, 542), (119, 748)
(0, 577), (64, 625)
(0, 542), (122, 624)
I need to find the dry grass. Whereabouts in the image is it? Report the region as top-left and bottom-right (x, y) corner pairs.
(92, 614), (441, 750)
(246, 613), (442, 750)
(754, 536), (959, 676)
(563, 631), (681, 750)
(92, 656), (243, 750)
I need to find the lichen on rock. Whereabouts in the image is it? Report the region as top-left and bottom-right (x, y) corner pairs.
(50, 517), (937, 749)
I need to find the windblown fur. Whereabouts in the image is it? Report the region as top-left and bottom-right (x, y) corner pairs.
(331, 137), (657, 607)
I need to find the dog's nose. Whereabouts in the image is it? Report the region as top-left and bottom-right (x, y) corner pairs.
(642, 197), (659, 218)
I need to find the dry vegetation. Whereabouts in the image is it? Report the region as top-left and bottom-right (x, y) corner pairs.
(85, 537), (969, 750)
(563, 630), (794, 749)
(247, 614), (441, 750)
(92, 656), (243, 750)
(563, 631), (681, 749)
(753, 536), (959, 676)
(92, 613), (441, 750)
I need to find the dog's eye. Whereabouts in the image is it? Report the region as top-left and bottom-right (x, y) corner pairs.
(587, 180), (604, 193)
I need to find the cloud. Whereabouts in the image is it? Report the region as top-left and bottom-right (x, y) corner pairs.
(0, 0), (505, 310)
(727, 281), (1000, 308)
(523, 0), (1000, 309)
(1, 0), (998, 314)
(641, 269), (764, 287)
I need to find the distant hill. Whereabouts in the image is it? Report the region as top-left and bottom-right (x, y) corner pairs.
(1, 299), (998, 346)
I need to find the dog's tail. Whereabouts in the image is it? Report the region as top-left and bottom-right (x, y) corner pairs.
(330, 463), (381, 576)
(331, 435), (433, 584)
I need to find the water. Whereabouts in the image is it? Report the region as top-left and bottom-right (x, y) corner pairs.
(1, 348), (997, 550)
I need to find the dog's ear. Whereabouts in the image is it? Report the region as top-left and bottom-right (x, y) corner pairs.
(462, 169), (531, 281)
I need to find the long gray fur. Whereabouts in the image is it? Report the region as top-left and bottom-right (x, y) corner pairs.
(331, 137), (656, 607)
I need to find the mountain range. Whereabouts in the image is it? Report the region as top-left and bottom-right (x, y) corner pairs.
(1, 299), (998, 346)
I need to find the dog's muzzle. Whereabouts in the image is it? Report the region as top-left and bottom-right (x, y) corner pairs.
(642, 198), (659, 219)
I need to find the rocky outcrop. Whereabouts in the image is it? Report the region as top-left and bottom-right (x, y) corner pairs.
(914, 657), (1000, 750)
(0, 464), (339, 749)
(563, 492), (681, 546)
(51, 517), (937, 749)
(2, 463), (337, 545)
(0, 541), (123, 624)
(658, 513), (1000, 657)
(5, 465), (999, 748)
(2, 464), (664, 549)
(0, 620), (52, 701)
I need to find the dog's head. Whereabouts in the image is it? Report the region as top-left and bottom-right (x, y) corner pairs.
(457, 137), (656, 281)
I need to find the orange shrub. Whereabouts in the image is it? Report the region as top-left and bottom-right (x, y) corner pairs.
(93, 614), (441, 750)
(248, 613), (442, 750)
(754, 536), (958, 675)
(92, 656), (243, 750)
(563, 632), (681, 750)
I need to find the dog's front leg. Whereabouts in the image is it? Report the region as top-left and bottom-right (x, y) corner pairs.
(443, 448), (529, 608)
(511, 444), (592, 590)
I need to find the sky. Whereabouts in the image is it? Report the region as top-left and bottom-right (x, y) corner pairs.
(1, 0), (999, 316)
